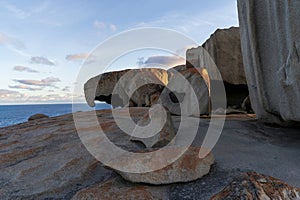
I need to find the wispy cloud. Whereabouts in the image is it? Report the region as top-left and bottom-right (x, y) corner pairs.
(9, 85), (43, 91)
(138, 56), (185, 67)
(0, 32), (29, 57)
(62, 86), (71, 92)
(0, 89), (24, 101)
(94, 20), (117, 32)
(30, 56), (55, 65)
(66, 53), (89, 61)
(13, 66), (39, 73)
(5, 4), (30, 19)
(14, 77), (60, 87)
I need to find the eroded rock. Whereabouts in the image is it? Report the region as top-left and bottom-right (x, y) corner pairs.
(116, 147), (214, 185)
(210, 172), (300, 200)
(28, 113), (49, 121)
(161, 67), (210, 116)
(84, 68), (168, 108)
(72, 177), (168, 200)
(238, 0), (300, 125)
(130, 105), (176, 148)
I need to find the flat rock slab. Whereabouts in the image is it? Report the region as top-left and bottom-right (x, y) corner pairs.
(0, 108), (300, 199)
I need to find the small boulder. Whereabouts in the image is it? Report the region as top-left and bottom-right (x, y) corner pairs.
(28, 114), (49, 121)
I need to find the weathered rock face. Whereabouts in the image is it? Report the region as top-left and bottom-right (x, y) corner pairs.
(210, 172), (300, 200)
(28, 113), (49, 121)
(130, 105), (176, 148)
(72, 177), (169, 200)
(238, 0), (300, 125)
(202, 27), (246, 85)
(84, 68), (168, 108)
(186, 27), (250, 110)
(161, 67), (210, 116)
(117, 147), (214, 185)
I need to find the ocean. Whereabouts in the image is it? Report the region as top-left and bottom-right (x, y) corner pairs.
(0, 103), (112, 128)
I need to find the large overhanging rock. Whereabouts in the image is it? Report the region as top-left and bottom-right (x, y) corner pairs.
(210, 172), (300, 200)
(160, 67), (210, 116)
(116, 147), (214, 185)
(238, 0), (300, 125)
(84, 68), (168, 107)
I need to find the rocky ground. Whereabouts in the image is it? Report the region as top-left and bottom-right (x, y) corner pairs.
(0, 108), (299, 199)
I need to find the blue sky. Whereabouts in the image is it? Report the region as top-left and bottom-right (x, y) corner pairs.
(0, 0), (238, 104)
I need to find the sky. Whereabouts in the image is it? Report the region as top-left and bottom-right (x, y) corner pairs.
(0, 0), (239, 104)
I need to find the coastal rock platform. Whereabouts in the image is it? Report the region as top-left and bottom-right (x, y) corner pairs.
(0, 108), (300, 199)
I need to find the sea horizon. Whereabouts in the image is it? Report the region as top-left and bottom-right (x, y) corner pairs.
(0, 103), (111, 128)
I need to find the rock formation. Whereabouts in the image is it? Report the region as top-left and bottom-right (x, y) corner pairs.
(116, 147), (214, 185)
(84, 68), (168, 108)
(210, 172), (300, 200)
(72, 177), (169, 200)
(187, 27), (249, 110)
(130, 105), (176, 148)
(28, 113), (49, 121)
(1, 108), (300, 199)
(202, 27), (246, 86)
(161, 67), (210, 116)
(238, 0), (300, 125)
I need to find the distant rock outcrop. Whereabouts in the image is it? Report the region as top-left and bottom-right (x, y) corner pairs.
(28, 113), (49, 121)
(238, 0), (300, 125)
(210, 172), (300, 200)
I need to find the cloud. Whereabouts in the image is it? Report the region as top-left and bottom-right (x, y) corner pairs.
(0, 32), (28, 56)
(94, 20), (117, 31)
(30, 56), (55, 65)
(62, 86), (71, 92)
(9, 85), (43, 91)
(13, 66), (39, 73)
(0, 89), (24, 99)
(109, 24), (117, 32)
(141, 56), (185, 67)
(65, 53), (89, 61)
(5, 4), (30, 19)
(14, 77), (60, 87)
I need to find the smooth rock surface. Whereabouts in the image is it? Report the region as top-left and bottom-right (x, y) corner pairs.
(72, 177), (168, 200)
(202, 27), (246, 85)
(187, 28), (249, 109)
(238, 0), (300, 125)
(161, 67), (210, 116)
(28, 113), (49, 121)
(84, 68), (168, 108)
(210, 172), (300, 200)
(117, 147), (214, 185)
(130, 105), (176, 148)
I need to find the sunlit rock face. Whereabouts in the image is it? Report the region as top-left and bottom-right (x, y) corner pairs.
(84, 68), (168, 108)
(187, 27), (250, 110)
(238, 0), (300, 125)
(161, 66), (210, 116)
